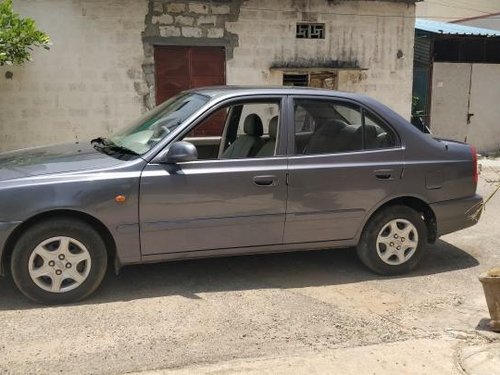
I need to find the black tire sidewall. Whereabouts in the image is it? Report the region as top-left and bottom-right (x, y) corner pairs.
(357, 205), (428, 276)
(11, 218), (108, 304)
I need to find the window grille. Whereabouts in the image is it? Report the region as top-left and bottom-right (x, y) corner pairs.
(283, 74), (309, 86)
(296, 23), (325, 39)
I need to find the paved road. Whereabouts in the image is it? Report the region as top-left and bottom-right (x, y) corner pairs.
(0, 165), (499, 374)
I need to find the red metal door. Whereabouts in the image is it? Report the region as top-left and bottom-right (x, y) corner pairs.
(154, 46), (225, 105)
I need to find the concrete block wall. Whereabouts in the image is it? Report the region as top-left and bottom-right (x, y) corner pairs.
(0, 0), (415, 152)
(226, 0), (415, 119)
(0, 0), (146, 152)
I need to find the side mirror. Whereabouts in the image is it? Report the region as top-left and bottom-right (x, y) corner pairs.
(163, 141), (198, 164)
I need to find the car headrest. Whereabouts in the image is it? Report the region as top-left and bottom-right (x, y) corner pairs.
(316, 119), (346, 136)
(268, 116), (278, 139)
(244, 114), (263, 137)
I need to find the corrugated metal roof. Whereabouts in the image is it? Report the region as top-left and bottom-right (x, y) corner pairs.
(414, 37), (431, 67)
(416, 18), (500, 37)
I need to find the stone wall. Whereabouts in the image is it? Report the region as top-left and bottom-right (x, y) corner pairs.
(141, 0), (241, 110)
(0, 0), (416, 152)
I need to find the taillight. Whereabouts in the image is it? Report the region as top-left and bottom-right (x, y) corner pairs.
(471, 146), (478, 186)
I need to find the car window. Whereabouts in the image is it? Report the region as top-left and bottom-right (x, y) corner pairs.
(293, 99), (363, 155)
(333, 104), (362, 125)
(237, 103), (280, 135)
(185, 108), (228, 138)
(293, 99), (398, 155)
(181, 100), (281, 160)
(364, 111), (398, 149)
(294, 105), (315, 133)
(110, 92), (209, 155)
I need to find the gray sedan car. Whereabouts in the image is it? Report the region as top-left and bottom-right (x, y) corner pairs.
(0, 87), (482, 304)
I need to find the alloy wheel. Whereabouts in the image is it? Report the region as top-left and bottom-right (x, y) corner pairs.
(376, 219), (419, 265)
(28, 236), (92, 293)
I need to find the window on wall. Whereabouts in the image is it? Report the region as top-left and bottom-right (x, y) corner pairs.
(296, 23), (325, 39)
(283, 74), (309, 86)
(293, 99), (397, 155)
(282, 72), (337, 89)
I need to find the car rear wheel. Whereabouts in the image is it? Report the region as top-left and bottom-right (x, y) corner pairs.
(356, 205), (428, 275)
(11, 218), (108, 304)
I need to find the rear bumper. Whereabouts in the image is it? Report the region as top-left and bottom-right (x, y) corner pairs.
(0, 221), (21, 276)
(431, 194), (483, 237)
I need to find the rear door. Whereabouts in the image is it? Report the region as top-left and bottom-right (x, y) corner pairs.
(284, 96), (405, 244)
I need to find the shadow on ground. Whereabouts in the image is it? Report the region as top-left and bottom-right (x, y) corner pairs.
(0, 239), (479, 310)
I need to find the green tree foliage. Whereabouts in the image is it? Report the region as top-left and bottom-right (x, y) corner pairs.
(0, 0), (50, 66)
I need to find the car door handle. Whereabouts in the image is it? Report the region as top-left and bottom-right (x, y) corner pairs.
(253, 175), (277, 186)
(374, 169), (394, 180)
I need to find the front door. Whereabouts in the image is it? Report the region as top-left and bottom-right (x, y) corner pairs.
(154, 46), (225, 104)
(140, 97), (287, 256)
(284, 97), (405, 243)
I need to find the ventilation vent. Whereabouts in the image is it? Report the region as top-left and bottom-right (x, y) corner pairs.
(283, 74), (309, 86)
(296, 23), (325, 39)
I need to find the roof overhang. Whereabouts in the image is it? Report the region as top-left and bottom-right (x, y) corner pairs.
(416, 18), (500, 37)
(270, 59), (364, 71)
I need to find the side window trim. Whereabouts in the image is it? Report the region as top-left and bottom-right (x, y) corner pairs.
(361, 107), (366, 150)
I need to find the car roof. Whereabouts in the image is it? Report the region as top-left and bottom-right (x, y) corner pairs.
(189, 85), (368, 102)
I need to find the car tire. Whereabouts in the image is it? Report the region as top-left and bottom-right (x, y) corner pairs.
(356, 205), (428, 276)
(11, 218), (108, 304)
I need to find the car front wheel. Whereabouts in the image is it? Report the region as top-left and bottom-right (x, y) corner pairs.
(356, 205), (428, 275)
(11, 218), (108, 304)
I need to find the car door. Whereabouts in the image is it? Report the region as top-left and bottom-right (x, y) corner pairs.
(284, 96), (405, 244)
(139, 97), (287, 256)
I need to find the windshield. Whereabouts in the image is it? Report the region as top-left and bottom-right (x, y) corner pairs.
(107, 92), (210, 155)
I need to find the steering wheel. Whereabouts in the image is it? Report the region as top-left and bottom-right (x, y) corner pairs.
(151, 117), (180, 138)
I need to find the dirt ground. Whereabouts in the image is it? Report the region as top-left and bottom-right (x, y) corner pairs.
(0, 162), (499, 374)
